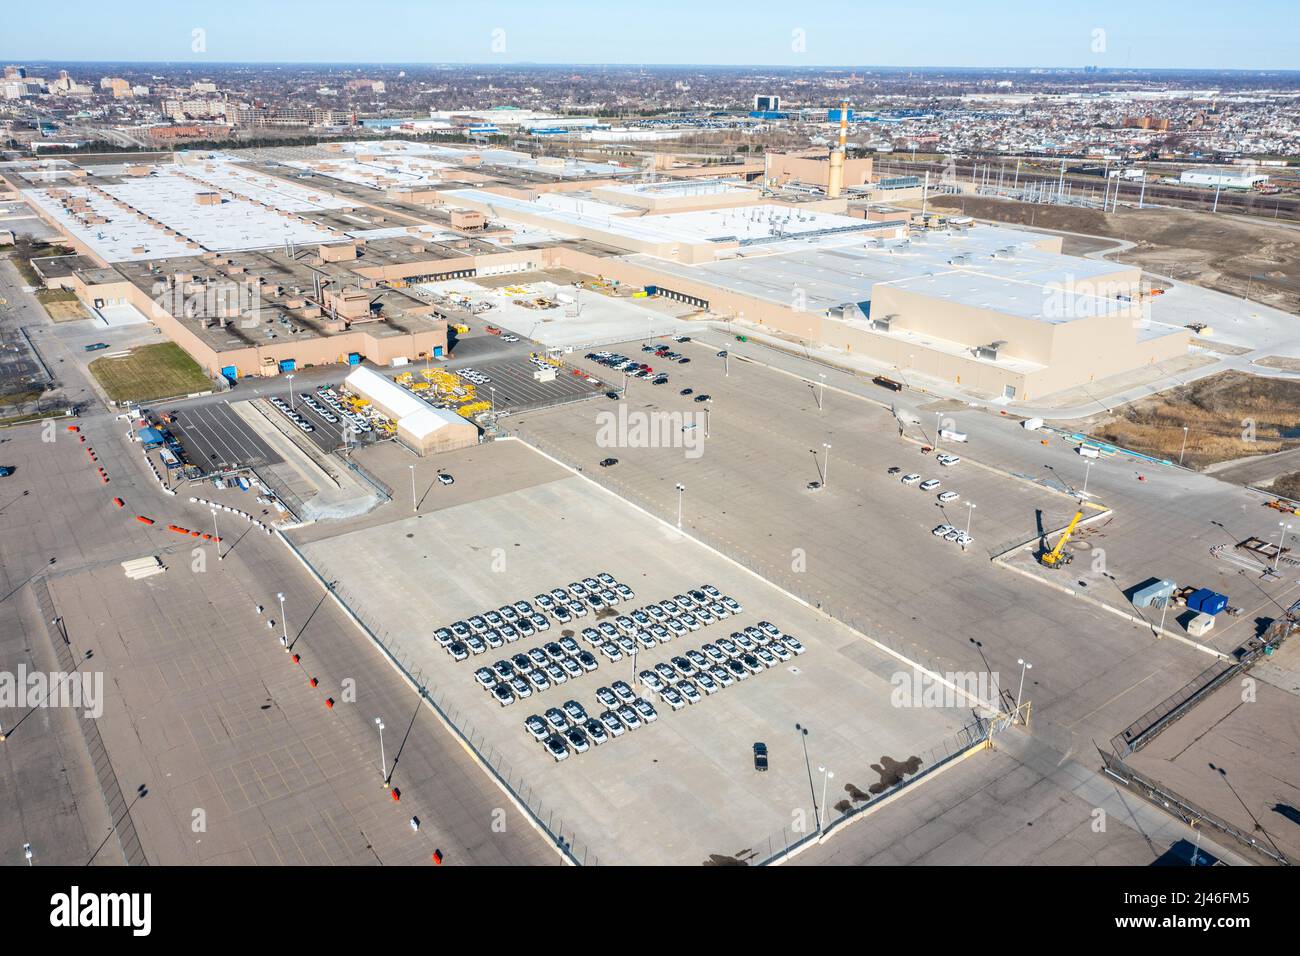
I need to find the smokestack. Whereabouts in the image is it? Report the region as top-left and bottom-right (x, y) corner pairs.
(827, 100), (848, 199)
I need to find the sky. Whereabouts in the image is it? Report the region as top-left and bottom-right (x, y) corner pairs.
(4, 0), (1298, 71)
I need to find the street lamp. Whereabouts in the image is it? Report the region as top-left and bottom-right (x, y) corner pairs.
(285, 373), (295, 409)
(1082, 459), (1094, 498)
(375, 717), (388, 786)
(822, 443), (831, 487)
(795, 723), (817, 829)
(489, 385), (496, 417)
(963, 501), (977, 544)
(818, 766), (834, 833)
(1179, 426), (1189, 466)
(1274, 521), (1293, 572)
(277, 592), (289, 651)
(1015, 658), (1033, 713)
(409, 464), (417, 513)
(22, 843), (32, 866)
(675, 483), (685, 529)
(818, 373), (826, 411)
(210, 508), (222, 561)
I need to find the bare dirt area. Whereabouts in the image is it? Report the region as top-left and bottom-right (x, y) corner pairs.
(926, 195), (1300, 315)
(1079, 370), (1300, 469)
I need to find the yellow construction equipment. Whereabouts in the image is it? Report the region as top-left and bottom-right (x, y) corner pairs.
(1040, 509), (1084, 567)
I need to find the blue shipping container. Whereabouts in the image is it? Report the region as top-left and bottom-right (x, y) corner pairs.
(1188, 588), (1227, 616)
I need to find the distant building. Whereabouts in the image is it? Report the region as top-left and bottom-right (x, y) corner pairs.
(754, 94), (781, 111)
(1180, 167), (1267, 190)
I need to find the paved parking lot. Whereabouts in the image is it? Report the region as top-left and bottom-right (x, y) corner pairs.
(507, 339), (1216, 760)
(169, 401), (281, 472)
(291, 441), (970, 865)
(446, 356), (606, 412)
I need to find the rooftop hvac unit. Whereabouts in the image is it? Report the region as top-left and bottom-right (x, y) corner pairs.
(975, 340), (1006, 361)
(871, 314), (896, 332)
(948, 254), (971, 265)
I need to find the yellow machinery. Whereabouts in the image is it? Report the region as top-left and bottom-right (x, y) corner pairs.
(1040, 509), (1084, 568)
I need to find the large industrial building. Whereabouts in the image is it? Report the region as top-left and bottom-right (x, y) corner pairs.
(5, 137), (1192, 401)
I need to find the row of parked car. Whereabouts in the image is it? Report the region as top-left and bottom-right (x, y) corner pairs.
(585, 350), (675, 385)
(524, 685), (660, 761)
(889, 464), (961, 502)
(456, 366), (493, 386)
(573, 584), (744, 662)
(473, 636), (600, 706)
(637, 623), (806, 712)
(268, 395), (315, 433)
(435, 572), (635, 659)
(932, 523), (974, 549)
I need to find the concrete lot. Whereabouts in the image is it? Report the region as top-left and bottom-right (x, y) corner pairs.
(291, 440), (973, 866)
(508, 339), (1216, 758)
(1126, 656), (1300, 864)
(0, 401), (557, 866)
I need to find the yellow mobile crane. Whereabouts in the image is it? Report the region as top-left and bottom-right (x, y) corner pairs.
(1040, 508), (1085, 568)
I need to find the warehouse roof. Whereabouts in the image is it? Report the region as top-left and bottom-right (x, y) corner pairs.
(344, 365), (468, 436)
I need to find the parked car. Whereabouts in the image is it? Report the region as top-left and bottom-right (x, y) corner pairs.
(599, 458), (619, 467)
(753, 742), (769, 771)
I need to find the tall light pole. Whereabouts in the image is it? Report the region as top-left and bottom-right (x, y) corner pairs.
(277, 592), (288, 651)
(409, 465), (417, 513)
(1082, 459), (1094, 498)
(822, 442), (831, 487)
(23, 843), (33, 866)
(285, 373), (295, 409)
(818, 766), (834, 833)
(375, 717), (388, 786)
(964, 501), (977, 540)
(1274, 521), (1293, 572)
(704, 407), (710, 438)
(489, 385), (496, 417)
(1179, 426), (1189, 467)
(935, 412), (942, 449)
(1015, 658), (1032, 713)
(210, 508), (222, 561)
(818, 373), (826, 411)
(795, 723), (817, 830)
(1158, 583), (1174, 633)
(723, 350), (730, 377)
(675, 483), (685, 529)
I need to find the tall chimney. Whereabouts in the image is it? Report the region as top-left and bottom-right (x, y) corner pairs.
(827, 100), (848, 199)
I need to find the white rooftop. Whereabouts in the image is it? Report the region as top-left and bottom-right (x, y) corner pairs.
(344, 365), (468, 437)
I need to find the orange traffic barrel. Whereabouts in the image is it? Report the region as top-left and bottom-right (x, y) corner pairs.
(136, 516), (155, 525)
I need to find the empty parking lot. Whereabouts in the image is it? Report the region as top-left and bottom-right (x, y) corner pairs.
(170, 401), (282, 472)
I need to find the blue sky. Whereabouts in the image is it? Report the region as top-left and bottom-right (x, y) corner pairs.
(4, 0), (1297, 70)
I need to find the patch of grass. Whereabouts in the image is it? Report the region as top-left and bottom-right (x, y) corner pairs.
(89, 342), (212, 404)
(35, 288), (78, 303)
(1272, 473), (1300, 501)
(1089, 371), (1300, 469)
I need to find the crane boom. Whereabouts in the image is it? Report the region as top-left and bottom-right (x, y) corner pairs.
(1041, 510), (1084, 567)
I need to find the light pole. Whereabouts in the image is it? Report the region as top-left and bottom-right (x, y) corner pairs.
(818, 766), (834, 833)
(675, 483), (685, 529)
(822, 442), (831, 487)
(1274, 521), (1293, 572)
(935, 412), (942, 449)
(704, 407), (710, 438)
(818, 373), (826, 411)
(1082, 459), (1094, 498)
(1015, 658), (1032, 713)
(489, 385), (496, 417)
(795, 723), (817, 829)
(277, 592), (288, 651)
(285, 373), (295, 409)
(375, 717), (388, 786)
(210, 508), (222, 561)
(409, 464), (417, 513)
(23, 843), (33, 866)
(1179, 426), (1189, 466)
(1158, 583), (1174, 633)
(964, 501), (977, 540)
(723, 351), (730, 377)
